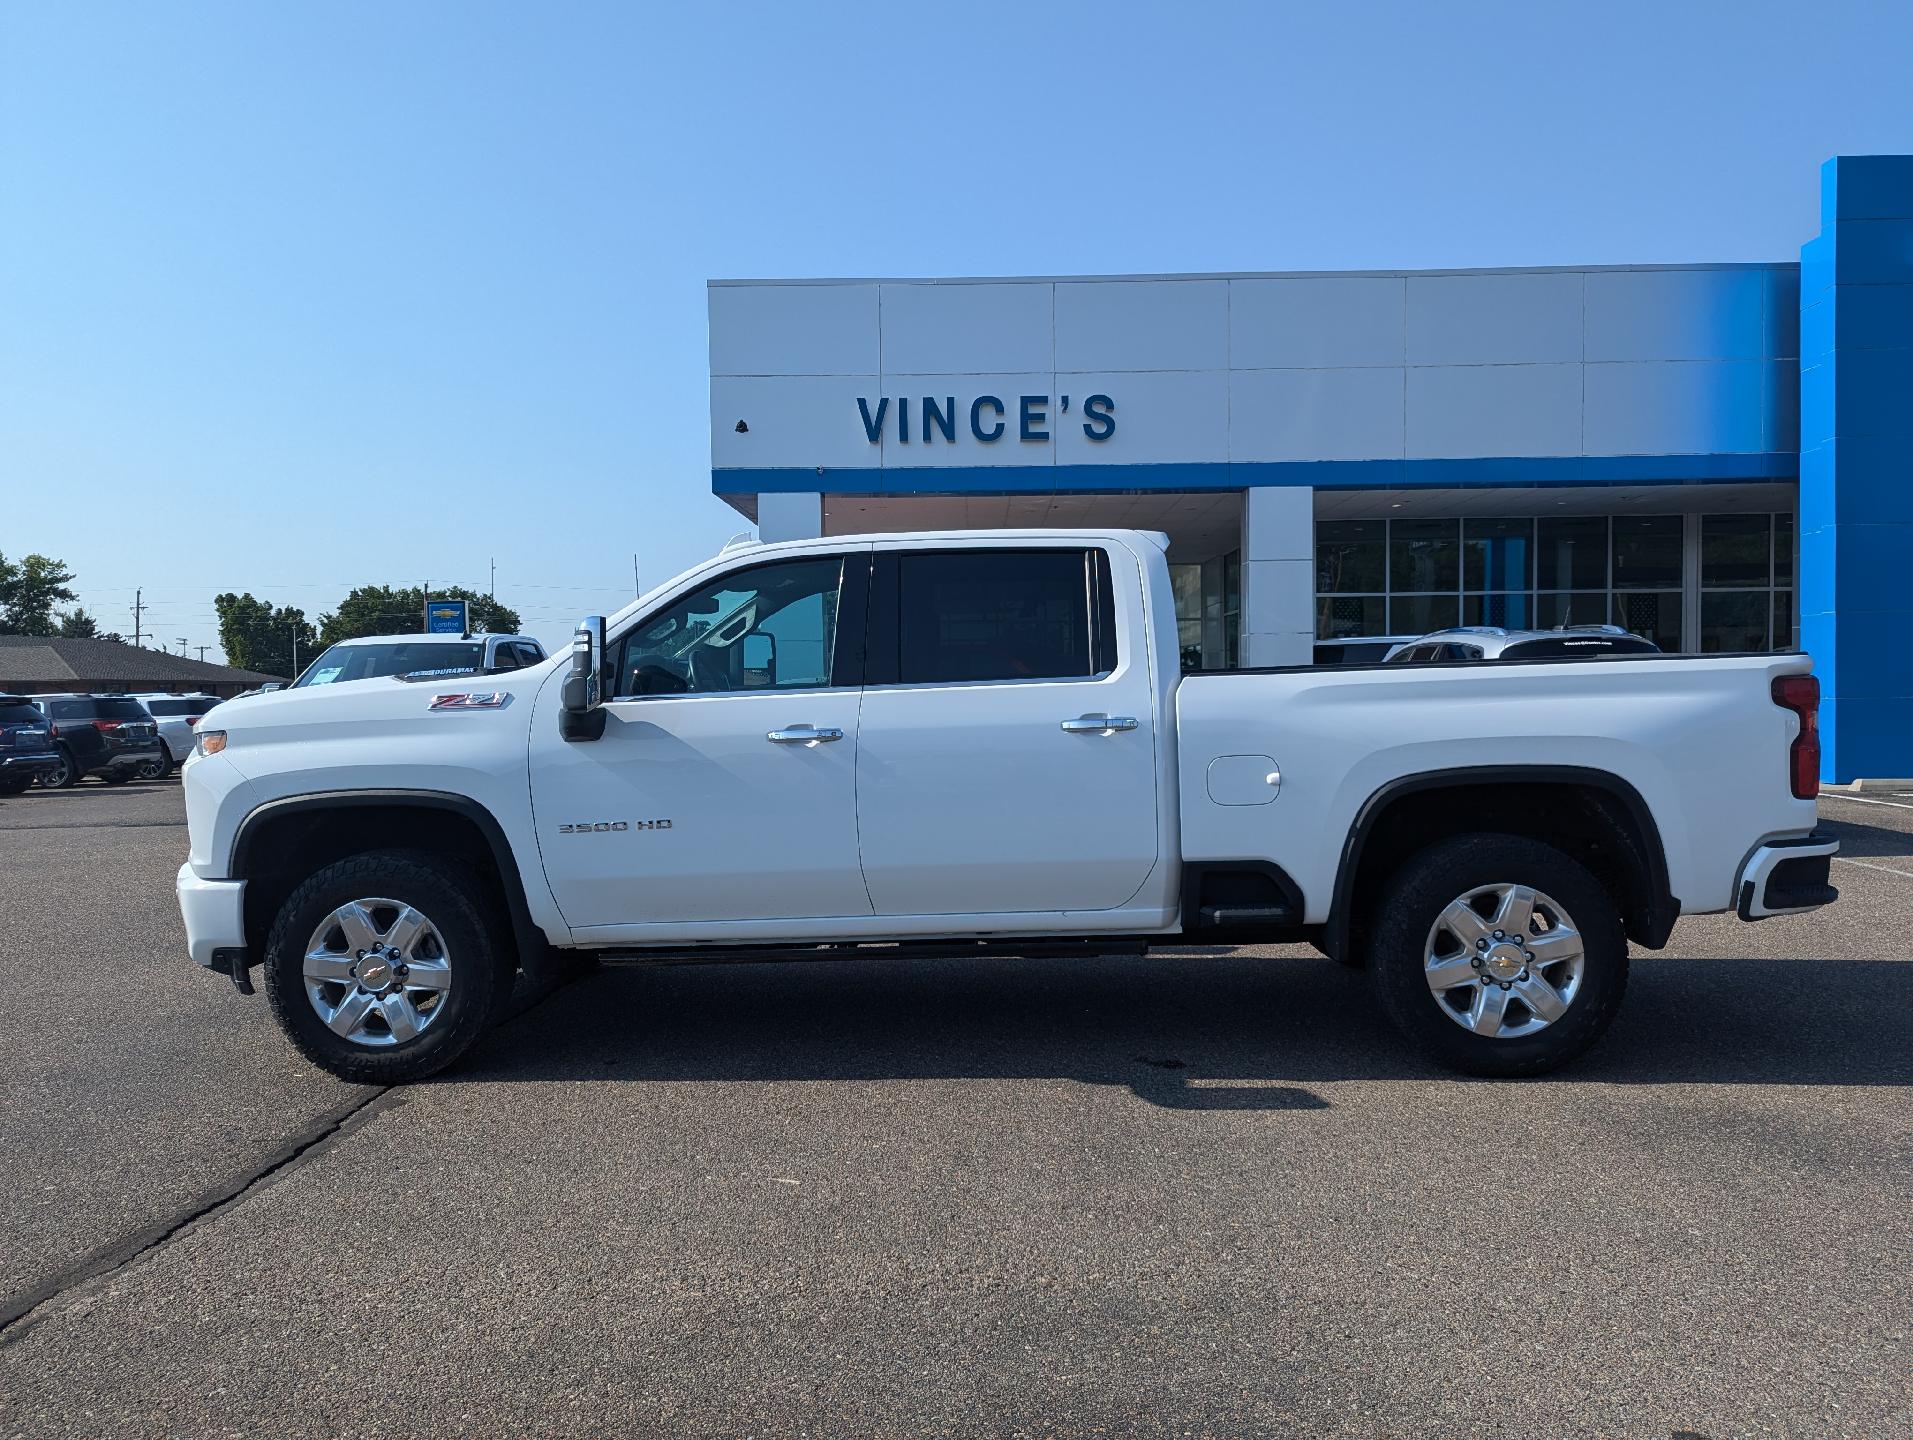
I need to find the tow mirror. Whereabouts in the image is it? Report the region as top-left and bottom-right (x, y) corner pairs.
(741, 630), (776, 687)
(559, 615), (607, 741)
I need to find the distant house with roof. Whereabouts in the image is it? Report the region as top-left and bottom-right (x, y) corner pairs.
(0, 636), (284, 698)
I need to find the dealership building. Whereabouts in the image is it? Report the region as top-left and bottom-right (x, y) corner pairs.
(708, 155), (1910, 783)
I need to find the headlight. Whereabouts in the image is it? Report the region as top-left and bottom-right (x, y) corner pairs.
(194, 730), (228, 757)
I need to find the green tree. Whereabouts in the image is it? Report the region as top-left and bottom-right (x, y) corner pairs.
(214, 592), (316, 678)
(0, 553), (78, 635)
(317, 585), (521, 646)
(57, 606), (99, 637)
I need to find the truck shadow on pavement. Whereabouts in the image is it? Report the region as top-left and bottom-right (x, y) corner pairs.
(457, 948), (1913, 1109)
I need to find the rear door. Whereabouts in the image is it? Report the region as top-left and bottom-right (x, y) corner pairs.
(853, 540), (1161, 917)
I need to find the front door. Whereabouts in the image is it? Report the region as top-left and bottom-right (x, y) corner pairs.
(531, 547), (873, 933)
(854, 542), (1162, 917)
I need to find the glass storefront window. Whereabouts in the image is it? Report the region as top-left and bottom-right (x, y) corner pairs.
(1536, 517), (1607, 591)
(1316, 519), (1385, 593)
(1464, 519), (1534, 591)
(1700, 591), (1770, 651)
(1314, 510), (1796, 657)
(1463, 593), (1534, 627)
(1317, 596), (1385, 639)
(1536, 592), (1609, 629)
(1701, 514), (1772, 588)
(1612, 516), (1683, 589)
(1611, 591), (1682, 651)
(1171, 563), (1204, 671)
(1390, 593), (1459, 635)
(1389, 519), (1460, 593)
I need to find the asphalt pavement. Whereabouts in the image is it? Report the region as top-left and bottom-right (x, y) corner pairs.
(0, 780), (1908, 1438)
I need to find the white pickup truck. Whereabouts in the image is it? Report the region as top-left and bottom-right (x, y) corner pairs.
(176, 528), (1837, 1084)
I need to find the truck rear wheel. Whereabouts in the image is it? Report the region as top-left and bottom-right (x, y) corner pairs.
(262, 849), (515, 1084)
(1367, 833), (1628, 1078)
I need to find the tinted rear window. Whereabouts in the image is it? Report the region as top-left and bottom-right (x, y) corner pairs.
(143, 698), (214, 716)
(0, 700), (43, 725)
(1501, 636), (1660, 660)
(895, 549), (1113, 685)
(95, 699), (151, 719)
(49, 699), (92, 719)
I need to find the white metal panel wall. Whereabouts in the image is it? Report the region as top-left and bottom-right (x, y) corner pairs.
(709, 265), (1799, 474)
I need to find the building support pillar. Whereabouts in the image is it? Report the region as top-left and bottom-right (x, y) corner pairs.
(1800, 155), (1913, 782)
(1239, 486), (1316, 667)
(756, 491), (823, 542)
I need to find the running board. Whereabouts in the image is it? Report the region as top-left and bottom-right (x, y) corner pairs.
(593, 937), (1153, 967)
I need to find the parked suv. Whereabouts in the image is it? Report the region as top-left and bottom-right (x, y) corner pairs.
(1386, 625), (1661, 663)
(0, 693), (61, 794)
(132, 693), (222, 777)
(31, 694), (167, 787)
(290, 633), (547, 689)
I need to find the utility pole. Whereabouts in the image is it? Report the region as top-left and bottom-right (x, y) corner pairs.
(422, 580), (429, 632)
(290, 624), (300, 677)
(176, 637), (188, 656)
(633, 553), (641, 597)
(130, 588), (145, 648)
(196, 645), (210, 663)
(489, 558), (496, 604)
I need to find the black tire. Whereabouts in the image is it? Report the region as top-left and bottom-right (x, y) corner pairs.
(100, 769), (133, 785)
(0, 775), (30, 796)
(135, 750), (173, 781)
(46, 746), (79, 789)
(1366, 832), (1628, 1078)
(262, 849), (516, 1084)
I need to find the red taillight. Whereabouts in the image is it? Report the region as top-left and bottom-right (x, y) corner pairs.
(1772, 674), (1821, 800)
(93, 720), (122, 732)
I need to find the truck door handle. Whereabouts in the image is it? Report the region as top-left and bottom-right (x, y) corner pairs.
(767, 725), (844, 745)
(1060, 714), (1139, 735)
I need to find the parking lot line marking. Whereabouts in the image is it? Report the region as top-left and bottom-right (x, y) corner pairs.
(1822, 794), (1913, 811)
(1834, 856), (1913, 880)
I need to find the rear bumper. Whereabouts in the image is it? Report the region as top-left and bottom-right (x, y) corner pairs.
(1736, 830), (1840, 920)
(177, 862), (247, 968)
(0, 753), (59, 777)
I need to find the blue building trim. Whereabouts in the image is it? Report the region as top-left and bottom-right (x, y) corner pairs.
(714, 453), (1796, 497)
(1799, 154), (1913, 783)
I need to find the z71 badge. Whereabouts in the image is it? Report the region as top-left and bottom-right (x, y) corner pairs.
(557, 820), (672, 834)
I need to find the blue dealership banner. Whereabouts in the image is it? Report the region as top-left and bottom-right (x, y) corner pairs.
(425, 599), (469, 634)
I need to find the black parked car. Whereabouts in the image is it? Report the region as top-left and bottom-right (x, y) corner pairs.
(30, 694), (166, 788)
(0, 693), (62, 794)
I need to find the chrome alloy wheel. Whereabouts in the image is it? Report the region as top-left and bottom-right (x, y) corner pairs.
(303, 898), (454, 1047)
(1422, 882), (1586, 1040)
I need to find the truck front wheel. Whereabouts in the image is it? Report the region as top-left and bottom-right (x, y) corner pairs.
(262, 849), (515, 1084)
(1367, 833), (1628, 1078)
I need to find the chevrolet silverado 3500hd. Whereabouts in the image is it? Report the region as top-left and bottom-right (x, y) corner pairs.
(176, 529), (1838, 1083)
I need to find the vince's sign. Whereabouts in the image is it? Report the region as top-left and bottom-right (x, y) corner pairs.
(858, 393), (1115, 446)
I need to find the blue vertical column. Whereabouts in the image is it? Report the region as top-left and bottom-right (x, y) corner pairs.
(1799, 155), (1913, 782)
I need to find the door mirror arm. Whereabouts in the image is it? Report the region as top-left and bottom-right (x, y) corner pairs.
(559, 615), (608, 741)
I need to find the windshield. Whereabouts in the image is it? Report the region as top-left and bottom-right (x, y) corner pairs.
(293, 641), (487, 687)
(143, 697), (215, 716)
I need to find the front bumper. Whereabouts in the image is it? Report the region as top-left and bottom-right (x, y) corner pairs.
(177, 863), (248, 968)
(1736, 830), (1840, 920)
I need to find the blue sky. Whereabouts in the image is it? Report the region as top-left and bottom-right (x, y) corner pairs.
(2, 1), (1909, 660)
